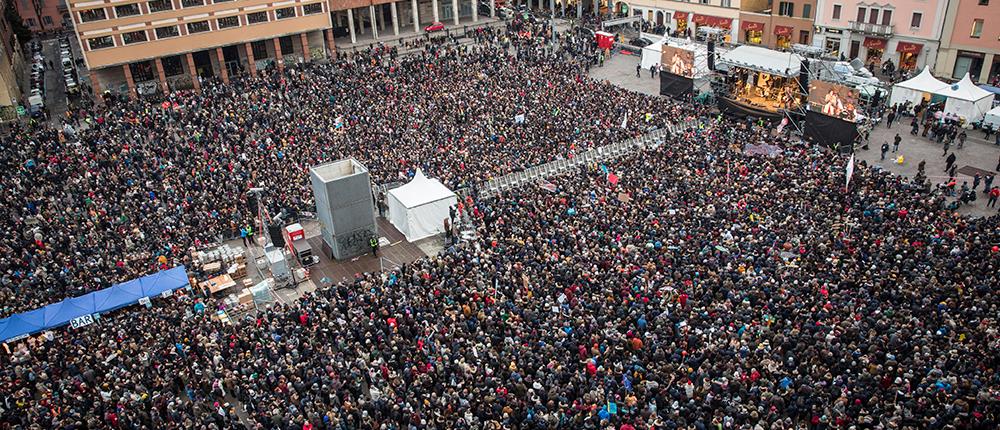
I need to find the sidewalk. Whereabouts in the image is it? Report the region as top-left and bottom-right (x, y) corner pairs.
(860, 118), (1000, 218)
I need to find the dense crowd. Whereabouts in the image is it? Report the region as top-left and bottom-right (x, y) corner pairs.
(0, 21), (673, 316)
(2, 17), (1000, 430)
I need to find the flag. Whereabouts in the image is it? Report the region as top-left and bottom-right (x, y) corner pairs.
(514, 114), (526, 124)
(845, 154), (855, 188)
(620, 112), (629, 129)
(776, 117), (788, 134)
(607, 173), (619, 185)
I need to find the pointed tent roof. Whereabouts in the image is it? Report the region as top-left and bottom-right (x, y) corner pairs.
(893, 66), (949, 94)
(937, 73), (994, 102)
(388, 169), (456, 209)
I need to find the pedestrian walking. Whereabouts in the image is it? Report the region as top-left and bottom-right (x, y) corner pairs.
(887, 110), (896, 128)
(881, 142), (889, 160)
(973, 173), (981, 190)
(990, 187), (1000, 208)
(946, 153), (957, 171)
(636, 63), (641, 77)
(893, 133), (901, 152)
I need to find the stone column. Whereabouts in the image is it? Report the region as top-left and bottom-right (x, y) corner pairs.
(490, 0), (495, 18)
(245, 43), (257, 77)
(122, 64), (137, 99)
(391, 2), (400, 35)
(376, 4), (385, 32)
(273, 38), (284, 72)
(412, 0), (420, 32)
(301, 33), (311, 61)
(577, 0), (582, 18)
(432, 0), (439, 22)
(561, 0), (565, 17)
(325, 29), (337, 58)
(979, 53), (995, 83)
(472, 0), (478, 22)
(215, 47), (229, 84)
(592, 0), (598, 15)
(186, 52), (201, 93)
(89, 74), (102, 100)
(452, 0), (459, 25)
(370, 5), (380, 39)
(154, 58), (169, 95)
(348, 9), (357, 43)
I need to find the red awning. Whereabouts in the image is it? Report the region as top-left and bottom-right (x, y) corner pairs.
(896, 41), (923, 54)
(692, 14), (733, 29)
(863, 37), (887, 49)
(773, 25), (793, 36)
(741, 21), (764, 32)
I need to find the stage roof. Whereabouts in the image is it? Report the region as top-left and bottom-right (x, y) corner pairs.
(719, 46), (803, 77)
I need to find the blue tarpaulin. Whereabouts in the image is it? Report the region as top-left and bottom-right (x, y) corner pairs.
(0, 266), (189, 343)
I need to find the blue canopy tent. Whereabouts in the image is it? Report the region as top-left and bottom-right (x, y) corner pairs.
(0, 266), (189, 343)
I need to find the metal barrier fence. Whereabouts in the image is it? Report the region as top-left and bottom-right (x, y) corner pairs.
(473, 126), (673, 199)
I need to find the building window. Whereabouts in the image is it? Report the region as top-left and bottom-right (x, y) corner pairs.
(154, 25), (179, 39)
(699, 0), (708, 4)
(247, 11), (268, 24)
(79, 8), (107, 22)
(25, 18), (35, 27)
(971, 19), (983, 38)
(187, 20), (210, 33)
(832, 4), (841, 20)
(147, 0), (172, 13)
(122, 30), (148, 44)
(43, 16), (53, 25)
(114, 3), (141, 17)
(867, 8), (879, 24)
(252, 40), (269, 59)
(910, 12), (922, 28)
(279, 35), (294, 54)
(978, 0), (989, 5)
(881, 10), (891, 26)
(181, 0), (204, 7)
(87, 36), (114, 50)
(217, 15), (240, 28)
(303, 3), (322, 15)
(856, 7), (866, 22)
(778, 1), (794, 16)
(162, 55), (184, 76)
(802, 4), (811, 19)
(720, 0), (731, 6)
(799, 30), (809, 44)
(275, 7), (296, 19)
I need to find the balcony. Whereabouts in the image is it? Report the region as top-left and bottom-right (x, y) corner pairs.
(849, 21), (894, 37)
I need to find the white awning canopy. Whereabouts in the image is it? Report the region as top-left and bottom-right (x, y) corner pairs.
(718, 45), (803, 77)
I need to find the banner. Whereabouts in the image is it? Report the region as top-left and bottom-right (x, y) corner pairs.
(845, 154), (855, 188)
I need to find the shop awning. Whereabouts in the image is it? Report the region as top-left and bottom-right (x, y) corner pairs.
(863, 37), (887, 49)
(773, 25), (793, 36)
(895, 41), (923, 54)
(741, 21), (765, 32)
(692, 14), (733, 29)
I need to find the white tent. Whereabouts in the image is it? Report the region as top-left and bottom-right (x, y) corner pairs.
(984, 105), (1000, 130)
(940, 73), (996, 124)
(387, 169), (458, 242)
(718, 45), (802, 77)
(888, 66), (949, 107)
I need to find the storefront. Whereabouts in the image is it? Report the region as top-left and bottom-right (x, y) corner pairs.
(774, 26), (793, 50)
(675, 13), (688, 35)
(863, 37), (886, 66)
(895, 42), (922, 72)
(953, 51), (985, 81)
(825, 38), (842, 58)
(741, 21), (764, 45)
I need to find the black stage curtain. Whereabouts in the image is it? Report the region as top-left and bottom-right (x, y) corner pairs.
(804, 110), (858, 149)
(659, 73), (693, 99)
(717, 97), (784, 120)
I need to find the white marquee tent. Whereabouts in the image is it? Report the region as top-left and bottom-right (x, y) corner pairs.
(888, 66), (949, 107)
(387, 169), (458, 242)
(939, 73), (996, 124)
(984, 105), (1000, 130)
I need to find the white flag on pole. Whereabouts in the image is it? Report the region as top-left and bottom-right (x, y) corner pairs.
(845, 154), (855, 188)
(621, 112), (629, 129)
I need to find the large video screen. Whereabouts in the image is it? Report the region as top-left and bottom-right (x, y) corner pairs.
(661, 46), (695, 79)
(807, 81), (860, 123)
